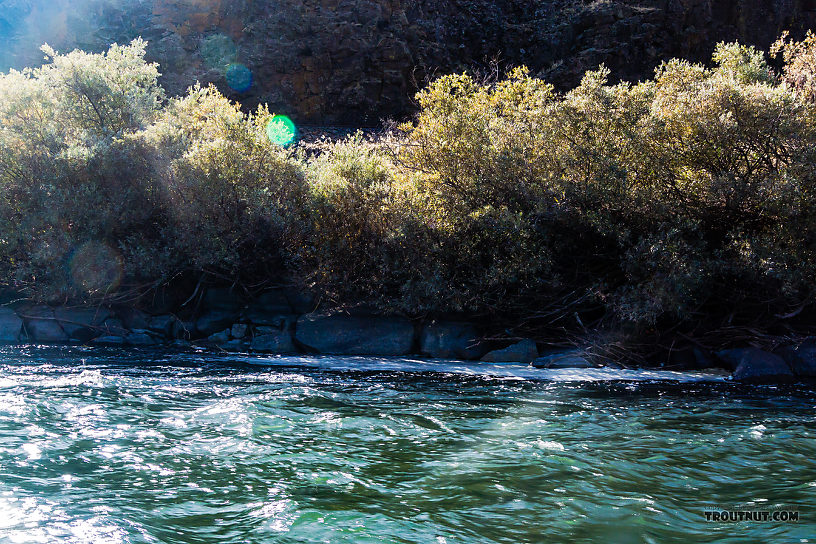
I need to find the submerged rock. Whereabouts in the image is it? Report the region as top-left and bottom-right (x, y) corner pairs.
(0, 308), (22, 342)
(718, 348), (794, 382)
(296, 314), (413, 356)
(419, 321), (484, 360)
(533, 350), (593, 369)
(480, 339), (538, 364)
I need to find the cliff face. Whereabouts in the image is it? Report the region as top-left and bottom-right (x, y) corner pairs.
(2, 0), (816, 124)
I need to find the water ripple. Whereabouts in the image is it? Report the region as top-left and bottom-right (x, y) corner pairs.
(0, 347), (812, 543)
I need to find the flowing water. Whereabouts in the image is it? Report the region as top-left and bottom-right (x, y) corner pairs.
(0, 347), (813, 543)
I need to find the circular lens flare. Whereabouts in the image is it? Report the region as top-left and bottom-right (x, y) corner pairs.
(266, 115), (297, 146)
(225, 63), (253, 92)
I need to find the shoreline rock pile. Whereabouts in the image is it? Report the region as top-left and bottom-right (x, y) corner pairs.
(1, 287), (814, 382)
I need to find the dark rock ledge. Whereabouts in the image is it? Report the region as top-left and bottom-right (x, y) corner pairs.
(1, 289), (814, 381)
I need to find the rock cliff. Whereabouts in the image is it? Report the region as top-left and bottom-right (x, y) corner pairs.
(1, 0), (815, 124)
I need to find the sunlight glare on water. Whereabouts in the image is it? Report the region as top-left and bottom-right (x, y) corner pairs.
(0, 347), (813, 543)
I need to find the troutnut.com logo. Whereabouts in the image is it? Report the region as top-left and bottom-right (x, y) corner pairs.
(703, 506), (800, 522)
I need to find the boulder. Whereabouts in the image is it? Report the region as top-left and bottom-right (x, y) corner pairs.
(125, 331), (158, 346)
(221, 339), (249, 351)
(0, 308), (22, 342)
(480, 339), (538, 363)
(146, 314), (178, 337)
(419, 321), (485, 360)
(283, 287), (316, 314)
(533, 350), (593, 369)
(53, 307), (112, 341)
(296, 314), (413, 356)
(117, 307), (150, 330)
(243, 311), (294, 328)
(231, 323), (249, 339)
(667, 345), (715, 370)
(208, 329), (231, 343)
(255, 325), (287, 335)
(195, 310), (239, 336)
(19, 306), (68, 343)
(91, 335), (126, 345)
(776, 341), (816, 378)
(172, 320), (196, 340)
(100, 317), (129, 337)
(251, 331), (297, 353)
(717, 348), (794, 382)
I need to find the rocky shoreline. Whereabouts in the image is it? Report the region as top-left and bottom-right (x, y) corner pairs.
(0, 287), (814, 383)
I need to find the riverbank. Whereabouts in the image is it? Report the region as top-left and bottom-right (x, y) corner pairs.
(1, 287), (814, 383)
(5, 39), (816, 385)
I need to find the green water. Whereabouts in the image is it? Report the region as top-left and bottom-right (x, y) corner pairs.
(0, 347), (813, 543)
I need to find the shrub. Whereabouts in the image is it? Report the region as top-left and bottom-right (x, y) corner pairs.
(396, 40), (816, 326)
(296, 134), (427, 307)
(0, 42), (305, 301)
(401, 67), (555, 214)
(772, 30), (816, 103)
(0, 40), (165, 300)
(2, 35), (816, 342)
(142, 85), (307, 280)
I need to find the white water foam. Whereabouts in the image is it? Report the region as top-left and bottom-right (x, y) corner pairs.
(234, 354), (726, 382)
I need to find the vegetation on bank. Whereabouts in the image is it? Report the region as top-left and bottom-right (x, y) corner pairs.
(3, 36), (816, 347)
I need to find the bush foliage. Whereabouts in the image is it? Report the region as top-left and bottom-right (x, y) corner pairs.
(2, 37), (816, 334)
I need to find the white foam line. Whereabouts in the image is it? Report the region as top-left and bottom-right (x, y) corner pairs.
(232, 354), (725, 382)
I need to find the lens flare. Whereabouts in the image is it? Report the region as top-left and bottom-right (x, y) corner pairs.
(69, 241), (123, 295)
(266, 115), (297, 146)
(225, 63), (253, 93)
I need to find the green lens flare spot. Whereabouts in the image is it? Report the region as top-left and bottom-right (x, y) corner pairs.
(266, 115), (297, 146)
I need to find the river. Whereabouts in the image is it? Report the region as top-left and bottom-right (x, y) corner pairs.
(0, 347), (813, 543)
